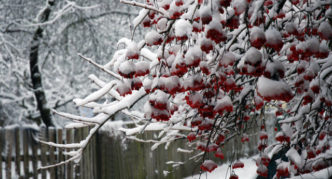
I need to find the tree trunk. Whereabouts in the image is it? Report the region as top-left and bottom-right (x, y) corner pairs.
(29, 1), (54, 127)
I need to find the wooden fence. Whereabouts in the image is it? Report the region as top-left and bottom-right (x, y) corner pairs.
(0, 126), (97, 179)
(0, 124), (262, 179)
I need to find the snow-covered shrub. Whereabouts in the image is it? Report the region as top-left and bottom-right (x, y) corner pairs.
(50, 0), (332, 178)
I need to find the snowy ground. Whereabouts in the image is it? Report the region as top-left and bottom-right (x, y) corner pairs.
(184, 156), (332, 179)
(184, 156), (258, 179)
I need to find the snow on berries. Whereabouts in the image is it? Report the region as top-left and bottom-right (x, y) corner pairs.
(256, 164), (268, 177)
(214, 148), (224, 159)
(232, 161), (244, 169)
(250, 27), (266, 49)
(200, 38), (214, 54)
(219, 51), (236, 67)
(318, 21), (332, 40)
(145, 30), (163, 46)
(187, 132), (196, 142)
(135, 61), (150, 77)
(126, 42), (140, 59)
(206, 19), (227, 43)
(199, 6), (212, 25)
(200, 160), (218, 172)
(116, 80), (132, 97)
(185, 46), (203, 68)
(118, 61), (136, 78)
(257, 76), (293, 102)
(174, 19), (192, 41)
(214, 95), (233, 115)
(265, 28), (283, 52)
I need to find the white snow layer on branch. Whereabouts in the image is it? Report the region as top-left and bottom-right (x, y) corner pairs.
(120, 123), (168, 135)
(52, 109), (109, 124)
(26, 1), (100, 27)
(73, 81), (116, 106)
(101, 88), (146, 115)
(177, 148), (194, 153)
(286, 147), (303, 168)
(88, 74), (122, 100)
(121, 0), (167, 16)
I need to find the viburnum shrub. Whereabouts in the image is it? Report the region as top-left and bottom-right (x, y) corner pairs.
(58, 0), (332, 178)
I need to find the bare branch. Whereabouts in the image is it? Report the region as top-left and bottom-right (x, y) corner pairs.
(78, 53), (122, 80)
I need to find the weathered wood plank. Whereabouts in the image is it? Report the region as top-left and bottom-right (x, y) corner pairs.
(83, 127), (90, 179)
(40, 129), (48, 179)
(74, 127), (82, 179)
(57, 128), (64, 179)
(66, 128), (73, 179)
(49, 128), (56, 178)
(23, 129), (30, 177)
(31, 133), (38, 179)
(5, 128), (13, 179)
(90, 127), (96, 179)
(14, 128), (21, 177)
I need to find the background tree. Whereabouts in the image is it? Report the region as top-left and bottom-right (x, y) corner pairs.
(43, 0), (332, 178)
(0, 0), (137, 126)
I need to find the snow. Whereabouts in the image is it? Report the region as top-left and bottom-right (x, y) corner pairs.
(250, 26), (266, 42)
(145, 30), (162, 46)
(292, 166), (332, 179)
(185, 156), (258, 179)
(101, 88), (146, 115)
(257, 76), (292, 101)
(174, 19), (192, 38)
(214, 95), (233, 112)
(185, 156), (332, 179)
(199, 5), (212, 20)
(185, 46), (203, 66)
(119, 122), (168, 136)
(265, 28), (282, 45)
(318, 21), (332, 40)
(125, 42), (140, 59)
(286, 147), (303, 168)
(219, 52), (236, 67)
(177, 148), (193, 153)
(245, 47), (262, 66)
(232, 0), (248, 15)
(156, 18), (168, 31)
(118, 60), (135, 76)
(73, 81), (116, 106)
(133, 9), (149, 28)
(99, 120), (132, 136)
(285, 22), (297, 34)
